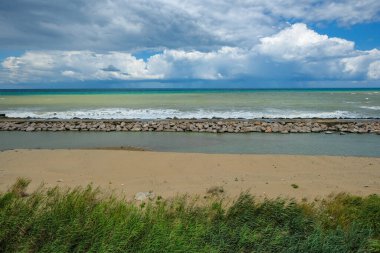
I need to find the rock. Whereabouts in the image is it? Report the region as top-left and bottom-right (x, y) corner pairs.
(1, 119), (379, 134)
(218, 127), (227, 133)
(134, 191), (155, 201)
(245, 126), (261, 132)
(25, 126), (35, 132)
(265, 127), (272, 133)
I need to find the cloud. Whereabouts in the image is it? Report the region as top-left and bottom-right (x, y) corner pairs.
(255, 23), (380, 80)
(257, 23), (355, 61)
(368, 61), (380, 79)
(1, 23), (380, 84)
(0, 1), (379, 51)
(0, 0), (223, 51)
(146, 24), (380, 81)
(147, 47), (250, 79)
(263, 0), (380, 25)
(341, 49), (380, 79)
(1, 51), (160, 83)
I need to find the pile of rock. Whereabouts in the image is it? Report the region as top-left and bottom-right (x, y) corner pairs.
(0, 119), (379, 134)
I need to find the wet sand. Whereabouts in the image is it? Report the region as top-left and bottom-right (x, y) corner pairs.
(0, 149), (379, 200)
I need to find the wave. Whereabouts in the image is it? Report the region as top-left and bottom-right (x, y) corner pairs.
(359, 106), (380, 110)
(2, 108), (370, 119)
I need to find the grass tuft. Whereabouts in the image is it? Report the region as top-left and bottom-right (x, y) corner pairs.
(10, 177), (31, 197)
(291, 183), (299, 189)
(0, 179), (379, 252)
(206, 186), (224, 196)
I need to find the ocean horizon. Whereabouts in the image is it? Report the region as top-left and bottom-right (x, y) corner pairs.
(1, 87), (380, 93)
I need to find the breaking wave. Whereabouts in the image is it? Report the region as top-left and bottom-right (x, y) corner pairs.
(2, 108), (370, 119)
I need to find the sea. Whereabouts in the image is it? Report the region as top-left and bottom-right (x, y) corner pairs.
(1, 88), (380, 156)
(0, 88), (379, 119)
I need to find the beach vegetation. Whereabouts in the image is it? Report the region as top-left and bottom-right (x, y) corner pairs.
(0, 179), (379, 252)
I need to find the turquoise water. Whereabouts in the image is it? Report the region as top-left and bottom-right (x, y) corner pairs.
(0, 89), (379, 119)
(1, 132), (379, 157)
(1, 88), (379, 95)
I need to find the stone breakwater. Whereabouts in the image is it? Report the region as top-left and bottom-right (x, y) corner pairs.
(0, 119), (379, 134)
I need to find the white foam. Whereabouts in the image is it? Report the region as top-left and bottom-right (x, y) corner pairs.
(3, 108), (368, 119)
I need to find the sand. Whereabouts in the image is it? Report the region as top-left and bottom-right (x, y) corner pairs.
(0, 149), (379, 200)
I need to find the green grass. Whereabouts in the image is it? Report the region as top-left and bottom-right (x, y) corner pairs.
(0, 178), (379, 253)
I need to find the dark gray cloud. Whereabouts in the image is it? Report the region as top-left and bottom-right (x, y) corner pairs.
(101, 65), (120, 72)
(1, 0), (379, 51)
(0, 0), (222, 51)
(0, 1), (88, 48)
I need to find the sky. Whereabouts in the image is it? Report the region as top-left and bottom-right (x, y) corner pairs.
(0, 0), (380, 89)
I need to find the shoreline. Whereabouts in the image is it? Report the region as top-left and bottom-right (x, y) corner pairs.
(1, 149), (379, 200)
(1, 118), (379, 134)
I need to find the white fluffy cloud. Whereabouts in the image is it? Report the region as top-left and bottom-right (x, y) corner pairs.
(147, 47), (250, 79)
(257, 23), (355, 61)
(1, 23), (380, 83)
(255, 24), (380, 80)
(341, 49), (380, 79)
(1, 51), (160, 83)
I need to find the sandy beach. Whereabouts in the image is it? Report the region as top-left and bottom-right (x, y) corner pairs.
(0, 149), (379, 200)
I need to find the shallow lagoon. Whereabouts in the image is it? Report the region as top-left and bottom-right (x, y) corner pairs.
(0, 132), (379, 157)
